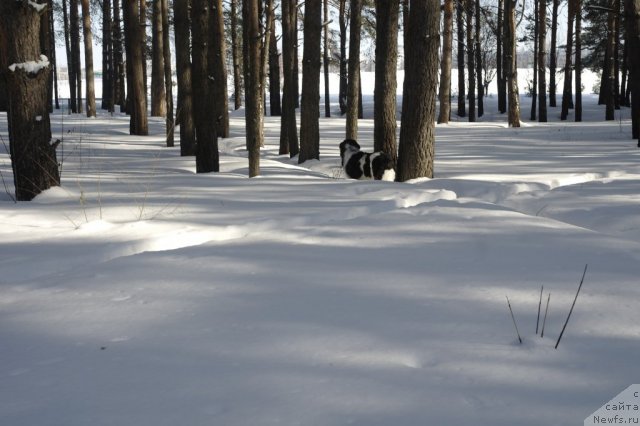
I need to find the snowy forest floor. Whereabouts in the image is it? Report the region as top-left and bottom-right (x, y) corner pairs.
(1, 93), (640, 426)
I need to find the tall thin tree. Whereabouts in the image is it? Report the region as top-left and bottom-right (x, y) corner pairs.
(397, 0), (441, 181)
(456, 0), (466, 117)
(299, 0), (322, 163)
(81, 0), (96, 117)
(549, 0), (559, 107)
(505, 0), (521, 126)
(0, 0), (61, 200)
(323, 0), (331, 117)
(192, 0), (218, 172)
(211, 0), (229, 137)
(243, 0), (271, 174)
(560, 0), (575, 120)
(151, 0), (167, 117)
(374, 0), (399, 164)
(538, 0), (547, 121)
(280, 0), (299, 156)
(346, 0), (363, 139)
(230, 0), (243, 110)
(174, 0), (196, 155)
(123, 0), (148, 134)
(438, 0), (453, 123)
(624, 0), (639, 143)
(575, 0), (582, 121)
(162, 0), (174, 146)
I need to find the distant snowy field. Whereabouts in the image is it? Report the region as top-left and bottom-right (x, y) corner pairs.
(1, 75), (639, 426)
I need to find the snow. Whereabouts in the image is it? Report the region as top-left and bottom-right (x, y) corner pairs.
(8, 55), (49, 74)
(1, 83), (639, 426)
(27, 0), (46, 13)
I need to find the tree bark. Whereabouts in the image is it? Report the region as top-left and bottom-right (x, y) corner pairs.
(280, 0), (299, 156)
(623, 0), (639, 142)
(210, 0), (229, 137)
(531, 0), (538, 121)
(192, 0), (218, 173)
(374, 0), (399, 165)
(466, 0), (475, 122)
(549, 0), (558, 107)
(102, 0), (113, 111)
(299, 0), (322, 163)
(505, 0), (520, 127)
(123, 0), (148, 135)
(243, 0), (263, 175)
(605, 0), (616, 120)
(269, 11), (282, 117)
(113, 0), (126, 111)
(456, 0), (466, 117)
(397, 0), (440, 181)
(80, 0), (96, 117)
(70, 0), (82, 113)
(323, 0), (331, 117)
(230, 0), (243, 110)
(561, 0), (575, 120)
(438, 0), (453, 123)
(162, 0), (174, 146)
(0, 0), (60, 201)
(575, 0), (582, 122)
(497, 0), (506, 113)
(538, 0), (547, 122)
(174, 0), (196, 155)
(151, 0), (167, 117)
(474, 0), (483, 117)
(338, 0), (348, 114)
(346, 0), (362, 139)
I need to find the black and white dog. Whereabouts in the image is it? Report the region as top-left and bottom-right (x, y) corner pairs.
(339, 139), (396, 182)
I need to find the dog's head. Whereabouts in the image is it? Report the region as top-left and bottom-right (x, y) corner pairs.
(339, 139), (361, 165)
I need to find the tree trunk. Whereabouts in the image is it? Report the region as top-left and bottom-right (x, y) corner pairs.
(243, 0), (264, 175)
(269, 13), (282, 117)
(323, 0), (331, 117)
(456, 0), (466, 117)
(374, 0), (399, 165)
(39, 2), (53, 112)
(48, 1), (60, 110)
(575, 0), (582, 122)
(299, 0), (322, 163)
(162, 0), (174, 146)
(70, 0), (82, 113)
(624, 0), (639, 142)
(474, 0), (483, 117)
(230, 0), (243, 110)
(81, 0), (96, 117)
(615, 0), (621, 110)
(605, 0), (616, 120)
(280, 0), (299, 156)
(123, 0), (148, 135)
(338, 0), (348, 114)
(438, 0), (453, 123)
(211, 0), (229, 138)
(497, 0), (506, 113)
(531, 0), (538, 121)
(538, 0), (547, 122)
(113, 0), (126, 111)
(151, 0), (167, 117)
(192, 0), (218, 173)
(102, 0), (113, 111)
(549, 0), (558, 107)
(397, 0), (440, 181)
(345, 0), (362, 139)
(0, 1), (60, 201)
(560, 0), (575, 120)
(466, 0), (475, 122)
(505, 0), (520, 127)
(174, 0), (195, 156)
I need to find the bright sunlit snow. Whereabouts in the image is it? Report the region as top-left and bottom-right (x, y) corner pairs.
(1, 79), (639, 426)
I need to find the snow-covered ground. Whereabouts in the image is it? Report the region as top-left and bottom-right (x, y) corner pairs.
(1, 87), (639, 426)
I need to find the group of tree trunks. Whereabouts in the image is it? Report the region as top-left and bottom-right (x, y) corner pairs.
(1, 0), (639, 201)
